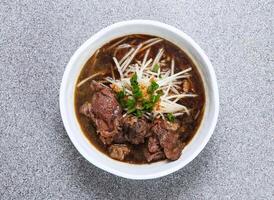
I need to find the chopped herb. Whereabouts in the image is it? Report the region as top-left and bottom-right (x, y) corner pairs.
(116, 88), (126, 108)
(135, 109), (143, 117)
(117, 74), (163, 118)
(167, 113), (175, 122)
(141, 81), (162, 112)
(142, 100), (153, 112)
(147, 81), (159, 94)
(130, 72), (138, 83)
(142, 93), (161, 113)
(152, 63), (160, 72)
(117, 88), (125, 99)
(134, 89), (142, 99)
(126, 97), (136, 109)
(127, 107), (136, 114)
(130, 73), (142, 99)
(151, 94), (161, 104)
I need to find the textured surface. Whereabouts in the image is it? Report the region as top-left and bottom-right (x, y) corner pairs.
(0, 0), (273, 199)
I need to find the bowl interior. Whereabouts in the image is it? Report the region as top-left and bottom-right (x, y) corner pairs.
(60, 20), (219, 179)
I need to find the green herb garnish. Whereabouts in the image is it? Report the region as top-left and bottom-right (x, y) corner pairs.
(116, 74), (163, 118)
(135, 109), (143, 117)
(141, 81), (161, 112)
(117, 88), (125, 99)
(130, 73), (142, 99)
(150, 94), (161, 104)
(142, 100), (153, 112)
(126, 97), (136, 109)
(167, 113), (175, 122)
(127, 107), (136, 114)
(152, 64), (160, 72)
(117, 88), (126, 108)
(147, 80), (159, 94)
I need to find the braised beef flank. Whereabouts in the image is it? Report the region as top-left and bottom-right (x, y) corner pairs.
(122, 116), (151, 144)
(79, 81), (122, 144)
(144, 149), (165, 162)
(151, 119), (184, 160)
(148, 136), (162, 153)
(75, 34), (205, 164)
(108, 144), (130, 161)
(144, 136), (165, 162)
(78, 83), (184, 162)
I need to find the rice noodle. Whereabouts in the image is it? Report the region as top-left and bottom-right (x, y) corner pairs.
(107, 37), (128, 50)
(117, 43), (132, 49)
(171, 86), (180, 94)
(173, 112), (185, 117)
(163, 58), (174, 97)
(157, 67), (192, 86)
(143, 58), (152, 70)
(151, 48), (164, 70)
(111, 64), (115, 80)
(114, 44), (132, 57)
(159, 112), (165, 120)
(87, 49), (100, 68)
(119, 48), (135, 65)
(166, 93), (198, 100)
(136, 60), (142, 65)
(162, 70), (171, 78)
(173, 85), (181, 89)
(139, 39), (163, 52)
(121, 44), (142, 72)
(77, 72), (102, 87)
(142, 38), (160, 45)
(160, 100), (189, 114)
(139, 49), (150, 78)
(173, 97), (180, 103)
(194, 110), (201, 120)
(113, 57), (124, 78)
(145, 70), (159, 76)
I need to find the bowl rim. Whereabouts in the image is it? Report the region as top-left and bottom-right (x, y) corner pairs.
(60, 19), (219, 179)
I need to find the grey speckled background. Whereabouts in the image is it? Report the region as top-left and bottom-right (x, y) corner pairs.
(0, 0), (273, 199)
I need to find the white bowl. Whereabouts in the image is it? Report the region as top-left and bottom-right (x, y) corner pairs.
(60, 20), (219, 180)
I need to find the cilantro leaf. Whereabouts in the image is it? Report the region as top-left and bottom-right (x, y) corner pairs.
(167, 113), (175, 122)
(142, 100), (153, 112)
(126, 97), (136, 109)
(116, 88), (126, 108)
(147, 81), (159, 94)
(135, 109), (143, 117)
(151, 94), (161, 104)
(130, 73), (142, 99)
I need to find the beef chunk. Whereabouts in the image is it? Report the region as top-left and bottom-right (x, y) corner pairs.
(79, 81), (122, 144)
(144, 136), (165, 162)
(144, 150), (165, 162)
(112, 131), (127, 143)
(122, 116), (151, 144)
(148, 136), (161, 153)
(108, 144), (130, 161)
(162, 135), (183, 160)
(79, 102), (93, 118)
(151, 119), (184, 160)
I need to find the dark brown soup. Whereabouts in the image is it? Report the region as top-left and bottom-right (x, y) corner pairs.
(75, 34), (205, 164)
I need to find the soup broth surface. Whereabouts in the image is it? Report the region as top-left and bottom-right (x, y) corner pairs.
(75, 34), (205, 164)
